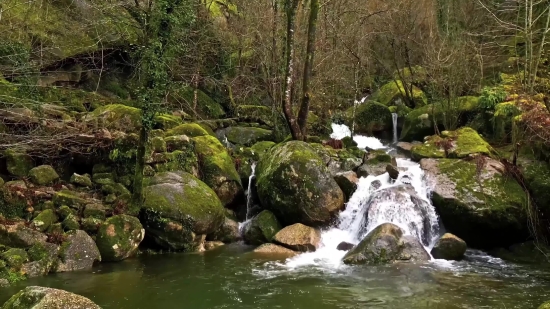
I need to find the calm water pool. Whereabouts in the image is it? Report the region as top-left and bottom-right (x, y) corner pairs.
(1, 244), (549, 309)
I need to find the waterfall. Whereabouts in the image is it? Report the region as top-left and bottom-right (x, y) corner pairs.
(245, 162), (257, 221)
(330, 123), (385, 150)
(285, 156), (441, 269)
(392, 113), (398, 144)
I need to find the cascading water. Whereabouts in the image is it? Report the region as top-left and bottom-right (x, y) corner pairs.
(245, 162), (257, 221)
(392, 113), (398, 144)
(330, 123), (384, 150)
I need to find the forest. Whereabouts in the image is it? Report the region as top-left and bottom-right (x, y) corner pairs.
(0, 0), (549, 308)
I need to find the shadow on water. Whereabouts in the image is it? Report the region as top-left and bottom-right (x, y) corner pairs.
(1, 245), (550, 309)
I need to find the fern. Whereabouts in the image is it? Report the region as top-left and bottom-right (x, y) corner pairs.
(479, 86), (507, 111)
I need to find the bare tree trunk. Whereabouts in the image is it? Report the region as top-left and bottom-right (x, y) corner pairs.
(297, 0), (319, 139)
(282, 0), (302, 140)
(531, 2), (550, 93)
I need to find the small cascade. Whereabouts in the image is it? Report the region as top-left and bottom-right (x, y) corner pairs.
(223, 135), (231, 149)
(392, 113), (398, 144)
(330, 123), (385, 150)
(284, 156), (441, 269)
(245, 162), (257, 221)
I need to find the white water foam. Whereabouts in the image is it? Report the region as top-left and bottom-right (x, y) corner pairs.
(330, 123), (385, 150)
(283, 156), (440, 270)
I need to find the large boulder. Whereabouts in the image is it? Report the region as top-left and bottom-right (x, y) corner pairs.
(242, 210), (282, 245)
(430, 233), (467, 260)
(371, 80), (427, 108)
(1, 286), (101, 309)
(223, 126), (274, 147)
(28, 165), (59, 186)
(345, 102), (392, 134)
(0, 223), (47, 248)
(141, 172), (225, 251)
(95, 215), (145, 262)
(55, 230), (101, 272)
(342, 223), (430, 265)
(421, 158), (528, 248)
(272, 223), (321, 252)
(165, 123), (211, 138)
(192, 135), (243, 206)
(256, 141), (345, 226)
(4, 149), (34, 177)
(85, 104), (141, 132)
(410, 127), (496, 161)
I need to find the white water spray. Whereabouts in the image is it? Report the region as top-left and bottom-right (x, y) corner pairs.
(330, 123), (385, 150)
(245, 162), (257, 221)
(284, 127), (440, 269)
(392, 113), (398, 144)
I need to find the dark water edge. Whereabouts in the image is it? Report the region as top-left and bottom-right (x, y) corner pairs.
(1, 244), (550, 309)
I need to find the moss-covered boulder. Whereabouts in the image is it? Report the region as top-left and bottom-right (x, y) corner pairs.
(95, 215), (144, 262)
(421, 158), (528, 248)
(342, 223), (430, 265)
(62, 214), (80, 231)
(1, 248), (28, 269)
(522, 161), (550, 220)
(411, 127), (495, 161)
(232, 141), (275, 179)
(32, 210), (58, 232)
(1, 286), (101, 309)
(223, 126), (274, 146)
(166, 123), (211, 138)
(539, 301), (550, 309)
(21, 242), (59, 278)
(28, 165), (59, 186)
(235, 105), (286, 128)
(242, 210), (282, 245)
(272, 223), (321, 252)
(192, 135), (243, 206)
(141, 172), (225, 251)
(346, 102), (392, 134)
(371, 80), (427, 108)
(52, 190), (88, 211)
(400, 97), (480, 142)
(256, 141), (345, 226)
(430, 233), (467, 261)
(174, 87), (225, 119)
(55, 230), (101, 272)
(4, 149), (34, 177)
(70, 173), (92, 187)
(86, 104), (141, 131)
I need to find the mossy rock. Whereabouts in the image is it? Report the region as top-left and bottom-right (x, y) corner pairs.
(32, 209), (57, 232)
(62, 214), (80, 231)
(430, 233), (467, 260)
(4, 149), (34, 177)
(153, 114), (183, 130)
(371, 80), (427, 108)
(96, 215), (144, 262)
(256, 141), (344, 226)
(235, 105), (285, 128)
(1, 248), (28, 269)
(345, 102), (392, 134)
(55, 230), (101, 272)
(410, 127), (495, 161)
(242, 210), (282, 245)
(224, 126), (274, 147)
(393, 66), (428, 86)
(141, 172), (225, 251)
(149, 137), (167, 153)
(421, 158), (528, 248)
(52, 190), (88, 210)
(522, 161), (550, 218)
(232, 142), (275, 180)
(166, 123), (211, 138)
(539, 301), (550, 309)
(400, 97), (480, 142)
(1, 286), (101, 309)
(28, 165), (59, 186)
(0, 181), (29, 218)
(192, 135), (242, 206)
(83, 204), (106, 220)
(86, 104), (141, 131)
(70, 173), (92, 187)
(173, 87), (225, 119)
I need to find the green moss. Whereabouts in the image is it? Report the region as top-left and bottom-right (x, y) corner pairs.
(88, 104), (141, 131)
(224, 126), (274, 146)
(366, 151), (392, 165)
(52, 190), (87, 209)
(243, 210), (282, 245)
(235, 105), (286, 129)
(32, 209), (58, 232)
(538, 301), (550, 309)
(62, 214), (80, 231)
(154, 114), (183, 130)
(28, 165), (59, 186)
(96, 214), (143, 261)
(149, 137), (167, 153)
(371, 80), (427, 108)
(27, 243), (48, 262)
(345, 102), (392, 134)
(451, 127), (495, 158)
(523, 161), (550, 216)
(250, 141), (276, 154)
(0, 181), (28, 218)
(4, 148), (34, 177)
(173, 87), (225, 119)
(166, 123), (210, 137)
(1, 248), (28, 269)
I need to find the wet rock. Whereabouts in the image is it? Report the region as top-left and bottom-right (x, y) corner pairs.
(0, 223), (47, 248)
(421, 158), (528, 248)
(28, 165), (59, 186)
(242, 210), (281, 245)
(142, 172), (225, 251)
(334, 172), (359, 201)
(96, 215), (144, 262)
(256, 141), (344, 226)
(32, 209), (58, 232)
(431, 233), (467, 260)
(343, 223), (430, 265)
(396, 142), (415, 155)
(386, 164), (399, 180)
(355, 164), (369, 178)
(370, 180), (382, 191)
(204, 241), (225, 251)
(253, 243), (298, 258)
(70, 173), (92, 187)
(55, 230), (101, 272)
(272, 223), (321, 252)
(336, 242), (355, 251)
(209, 217), (241, 243)
(1, 286), (101, 309)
